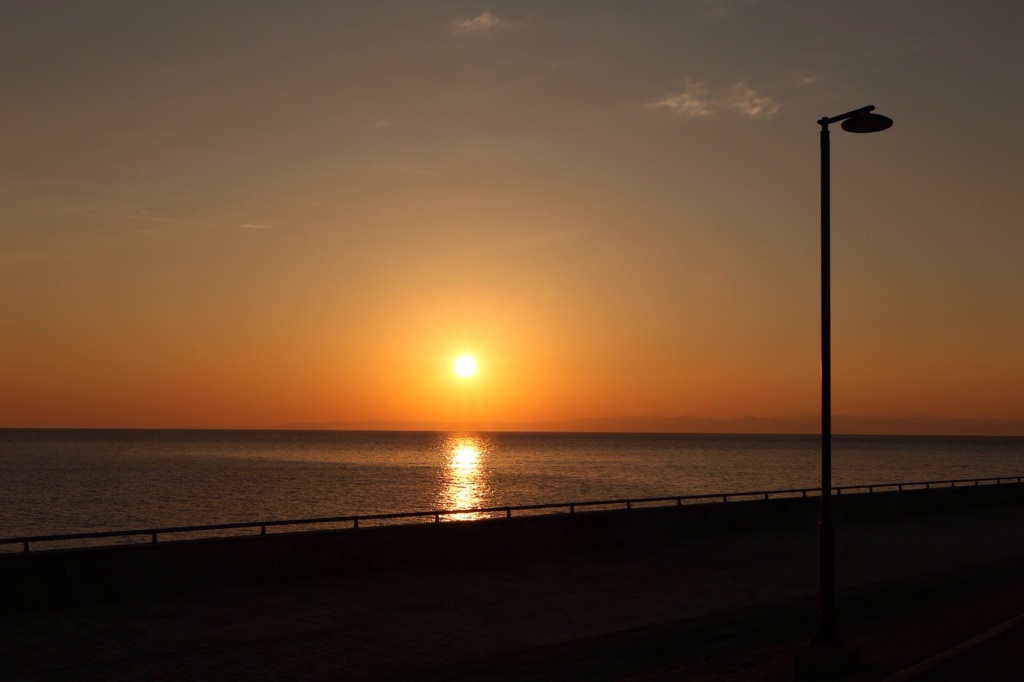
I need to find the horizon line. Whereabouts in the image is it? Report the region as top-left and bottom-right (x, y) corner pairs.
(5, 414), (1024, 437)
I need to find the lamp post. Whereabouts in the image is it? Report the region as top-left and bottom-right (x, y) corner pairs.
(816, 105), (892, 645)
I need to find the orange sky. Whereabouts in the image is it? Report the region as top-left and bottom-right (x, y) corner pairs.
(1, 2), (1022, 432)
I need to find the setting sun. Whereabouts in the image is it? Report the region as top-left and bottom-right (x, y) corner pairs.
(453, 355), (478, 378)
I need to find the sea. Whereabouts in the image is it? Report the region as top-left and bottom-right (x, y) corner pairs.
(1, 429), (1022, 542)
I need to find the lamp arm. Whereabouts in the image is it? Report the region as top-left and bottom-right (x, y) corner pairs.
(819, 105), (876, 127)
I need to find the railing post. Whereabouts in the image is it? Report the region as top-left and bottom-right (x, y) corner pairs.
(23, 541), (29, 553)
(569, 504), (575, 514)
(151, 532), (157, 544)
(506, 508), (512, 519)
(626, 501), (631, 511)
(260, 524), (266, 536)
(434, 512), (440, 523)
(353, 518), (359, 529)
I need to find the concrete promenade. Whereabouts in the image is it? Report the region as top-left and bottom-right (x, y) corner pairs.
(1, 504), (1022, 681)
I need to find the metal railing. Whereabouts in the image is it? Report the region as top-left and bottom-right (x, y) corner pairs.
(2, 475), (1020, 554)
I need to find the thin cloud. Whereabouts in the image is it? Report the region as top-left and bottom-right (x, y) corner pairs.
(452, 11), (505, 35)
(240, 223), (274, 230)
(649, 81), (715, 117)
(649, 79), (779, 119)
(724, 82), (780, 118)
(791, 70), (819, 87)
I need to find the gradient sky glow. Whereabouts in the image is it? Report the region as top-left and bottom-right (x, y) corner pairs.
(2, 1), (1022, 430)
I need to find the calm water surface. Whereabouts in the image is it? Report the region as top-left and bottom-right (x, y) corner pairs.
(1, 429), (1021, 538)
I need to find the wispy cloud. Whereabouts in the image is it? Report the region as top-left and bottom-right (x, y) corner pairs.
(451, 11), (505, 35)
(791, 70), (819, 87)
(239, 223), (274, 230)
(648, 80), (715, 117)
(649, 79), (779, 119)
(724, 82), (780, 118)
(61, 205), (206, 229)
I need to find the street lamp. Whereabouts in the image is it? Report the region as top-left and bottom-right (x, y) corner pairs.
(816, 105), (892, 646)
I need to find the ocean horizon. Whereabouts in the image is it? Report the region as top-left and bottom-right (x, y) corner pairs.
(2, 429), (1022, 542)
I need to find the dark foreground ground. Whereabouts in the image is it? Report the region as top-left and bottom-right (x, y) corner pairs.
(1, 504), (1022, 681)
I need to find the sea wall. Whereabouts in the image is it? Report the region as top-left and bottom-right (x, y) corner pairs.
(3, 482), (1022, 612)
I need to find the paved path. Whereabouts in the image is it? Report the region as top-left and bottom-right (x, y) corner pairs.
(1, 505), (1022, 681)
(913, 622), (1024, 682)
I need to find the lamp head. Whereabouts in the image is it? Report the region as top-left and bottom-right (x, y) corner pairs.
(840, 112), (893, 133)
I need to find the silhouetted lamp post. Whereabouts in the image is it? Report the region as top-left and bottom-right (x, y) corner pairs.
(816, 105), (892, 645)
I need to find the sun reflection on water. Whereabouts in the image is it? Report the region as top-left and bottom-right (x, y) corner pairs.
(437, 434), (493, 521)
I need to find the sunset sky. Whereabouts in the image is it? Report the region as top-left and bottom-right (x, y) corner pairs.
(2, 1), (1022, 431)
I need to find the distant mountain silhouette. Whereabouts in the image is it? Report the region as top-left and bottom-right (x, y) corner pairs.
(277, 415), (1024, 436)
